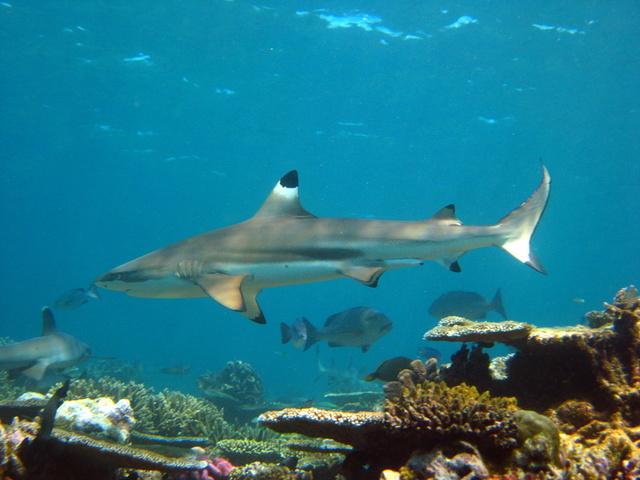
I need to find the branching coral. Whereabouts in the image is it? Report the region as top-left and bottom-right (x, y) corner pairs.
(384, 380), (519, 454)
(261, 361), (521, 478)
(53, 377), (236, 442)
(216, 438), (289, 465)
(199, 361), (264, 407)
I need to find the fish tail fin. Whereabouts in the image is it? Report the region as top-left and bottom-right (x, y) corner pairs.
(496, 166), (551, 273)
(490, 288), (508, 319)
(280, 322), (292, 344)
(301, 318), (319, 351)
(88, 284), (101, 300)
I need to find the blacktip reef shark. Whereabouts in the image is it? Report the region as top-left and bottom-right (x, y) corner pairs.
(96, 167), (551, 324)
(0, 307), (91, 381)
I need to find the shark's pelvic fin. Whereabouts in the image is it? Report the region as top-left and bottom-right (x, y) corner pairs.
(431, 204), (462, 225)
(341, 266), (386, 287)
(22, 360), (49, 381)
(497, 165), (551, 274)
(196, 274), (266, 324)
(41, 307), (56, 335)
(253, 170), (316, 219)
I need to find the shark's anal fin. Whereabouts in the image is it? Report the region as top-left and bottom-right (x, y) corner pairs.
(341, 266), (386, 288)
(41, 307), (56, 335)
(196, 275), (266, 324)
(436, 258), (462, 273)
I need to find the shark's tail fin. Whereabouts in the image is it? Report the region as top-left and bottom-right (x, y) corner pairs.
(490, 288), (508, 319)
(496, 166), (551, 273)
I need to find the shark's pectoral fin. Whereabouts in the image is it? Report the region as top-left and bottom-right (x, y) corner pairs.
(196, 274), (246, 311)
(341, 266), (386, 288)
(22, 361), (50, 381)
(196, 275), (266, 324)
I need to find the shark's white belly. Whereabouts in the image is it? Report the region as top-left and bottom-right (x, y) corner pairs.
(223, 259), (344, 287)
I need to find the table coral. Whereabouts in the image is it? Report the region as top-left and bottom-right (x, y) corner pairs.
(429, 286), (640, 424)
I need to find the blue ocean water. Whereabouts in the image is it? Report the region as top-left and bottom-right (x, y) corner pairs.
(0, 1), (638, 400)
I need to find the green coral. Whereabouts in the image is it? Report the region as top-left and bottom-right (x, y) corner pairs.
(0, 371), (22, 403)
(216, 438), (288, 465)
(511, 410), (561, 471)
(51, 377), (236, 442)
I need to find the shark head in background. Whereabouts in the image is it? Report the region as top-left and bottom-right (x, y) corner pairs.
(96, 167), (550, 324)
(0, 307), (91, 381)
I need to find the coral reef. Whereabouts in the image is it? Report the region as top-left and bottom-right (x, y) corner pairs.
(198, 361), (265, 422)
(55, 397), (135, 443)
(52, 377), (236, 442)
(228, 462), (298, 480)
(430, 286), (640, 424)
(216, 439), (289, 465)
(400, 442), (489, 480)
(260, 360), (522, 478)
(424, 316), (532, 344)
(0, 338), (23, 403)
(199, 361), (264, 405)
(0, 416), (208, 480)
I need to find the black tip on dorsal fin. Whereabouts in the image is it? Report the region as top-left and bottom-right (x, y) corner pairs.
(279, 170), (299, 189)
(251, 312), (266, 324)
(41, 306), (56, 335)
(432, 204), (459, 221)
(449, 261), (462, 272)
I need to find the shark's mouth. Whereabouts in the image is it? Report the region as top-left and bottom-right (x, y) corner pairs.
(97, 269), (151, 284)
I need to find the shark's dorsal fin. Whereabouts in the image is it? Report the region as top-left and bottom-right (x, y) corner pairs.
(431, 204), (462, 225)
(41, 307), (56, 335)
(253, 170), (316, 219)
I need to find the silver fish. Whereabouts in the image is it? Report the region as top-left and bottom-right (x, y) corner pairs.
(96, 167), (550, 323)
(281, 306), (392, 352)
(0, 307), (91, 381)
(53, 284), (100, 310)
(428, 289), (507, 320)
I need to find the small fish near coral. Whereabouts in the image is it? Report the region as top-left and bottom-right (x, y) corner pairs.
(95, 167), (550, 323)
(428, 289), (507, 320)
(364, 356), (414, 382)
(281, 306), (392, 352)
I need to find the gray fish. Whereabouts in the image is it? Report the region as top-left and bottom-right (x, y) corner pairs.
(95, 168), (550, 324)
(0, 307), (91, 381)
(364, 356), (413, 382)
(428, 289), (507, 320)
(53, 284), (100, 310)
(281, 306), (392, 352)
